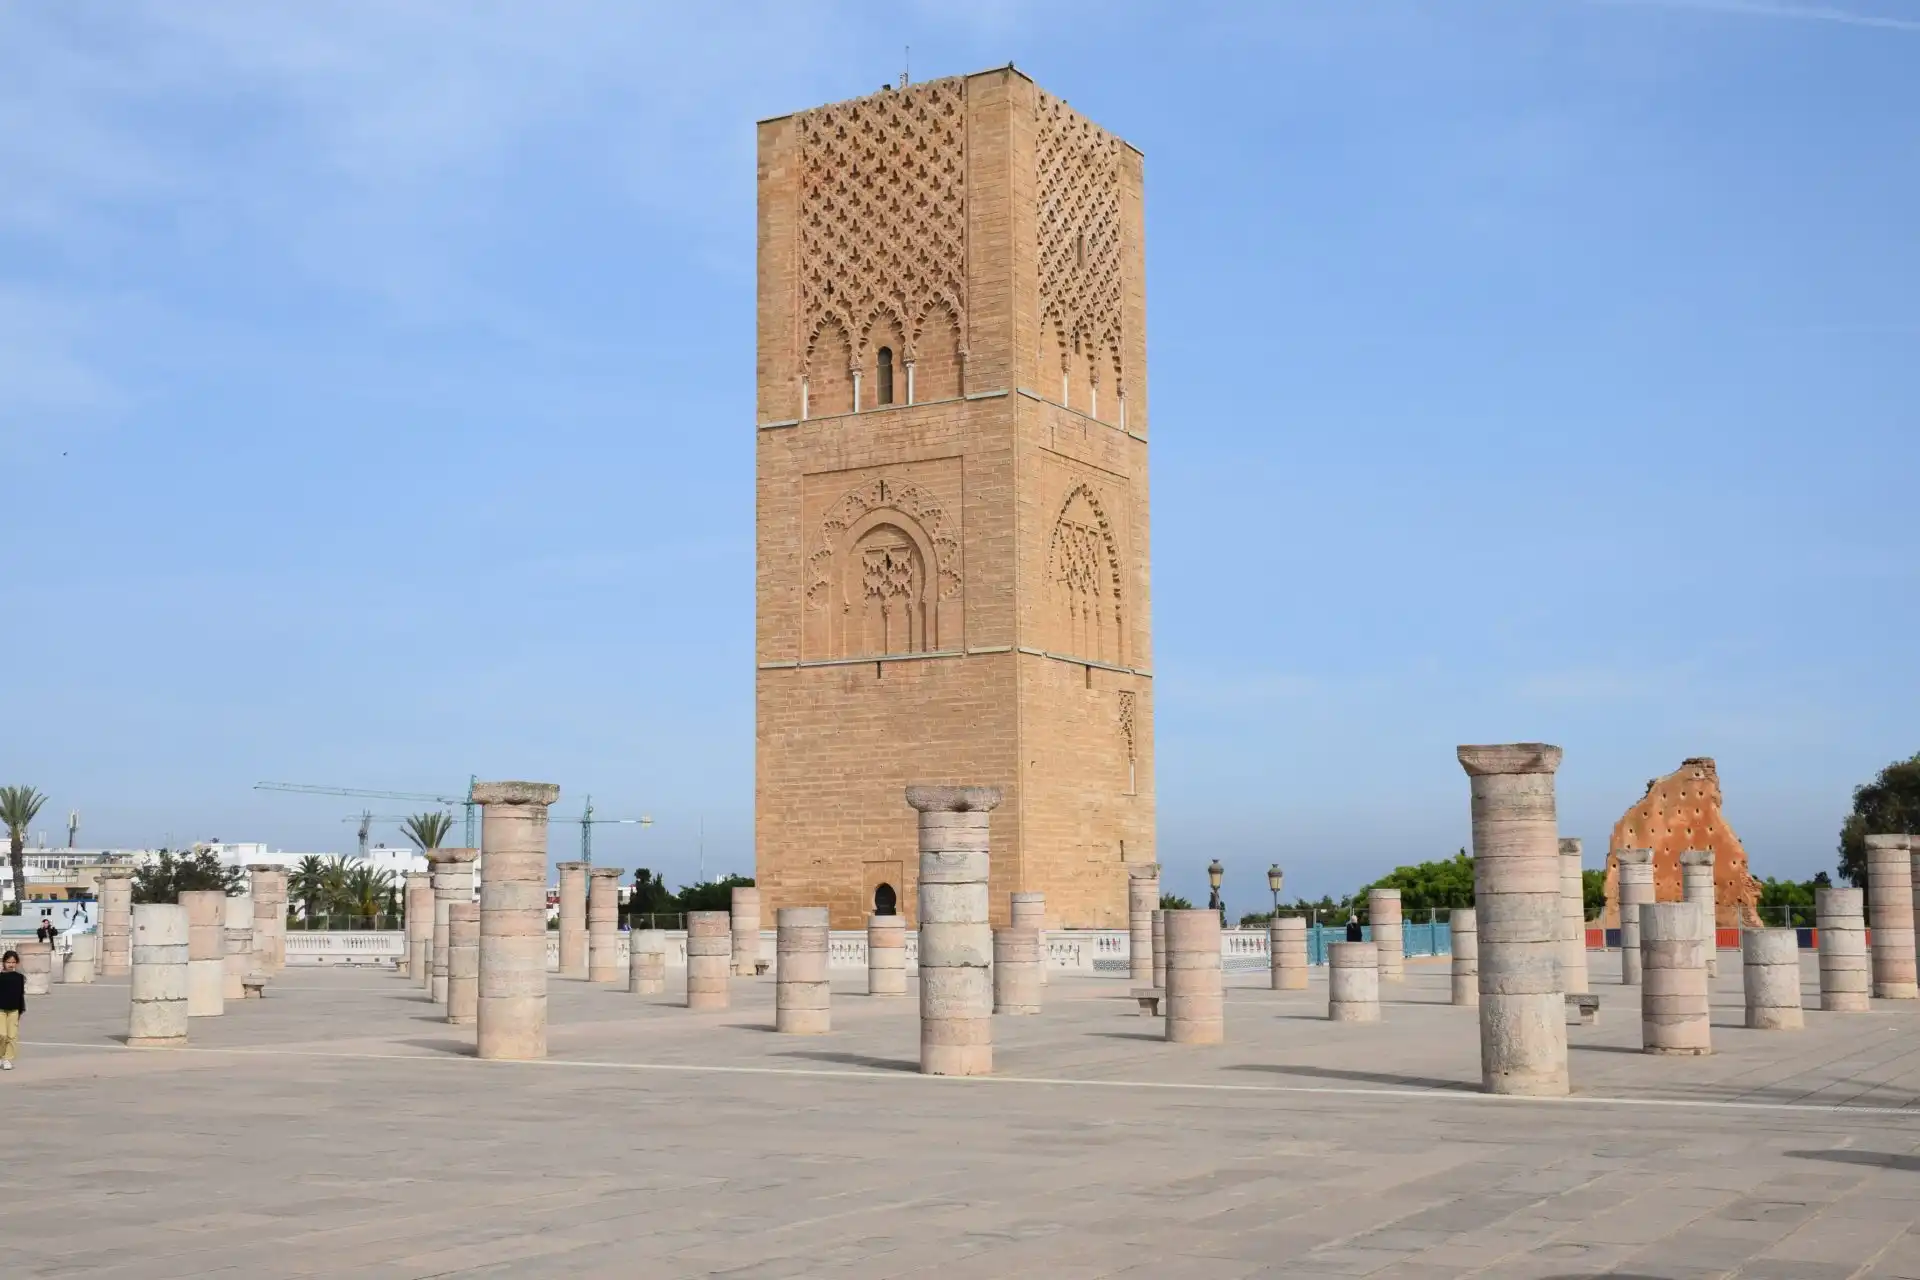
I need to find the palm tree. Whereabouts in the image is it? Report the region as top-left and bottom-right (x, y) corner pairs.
(288, 854), (333, 923)
(0, 786), (49, 915)
(321, 855), (354, 918)
(342, 863), (397, 924)
(401, 811), (455, 851)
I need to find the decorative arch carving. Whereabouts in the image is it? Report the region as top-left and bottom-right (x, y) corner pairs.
(797, 79), (967, 384)
(806, 476), (962, 657)
(1036, 92), (1126, 405)
(1046, 482), (1125, 665)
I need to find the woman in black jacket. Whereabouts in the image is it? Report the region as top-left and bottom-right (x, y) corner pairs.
(0, 949), (24, 1071)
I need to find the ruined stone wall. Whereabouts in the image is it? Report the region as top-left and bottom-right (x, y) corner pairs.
(1602, 758), (1761, 929)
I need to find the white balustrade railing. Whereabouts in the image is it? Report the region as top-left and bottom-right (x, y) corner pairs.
(286, 932), (406, 964)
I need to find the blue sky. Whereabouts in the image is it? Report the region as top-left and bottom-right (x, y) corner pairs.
(3, 1), (1915, 911)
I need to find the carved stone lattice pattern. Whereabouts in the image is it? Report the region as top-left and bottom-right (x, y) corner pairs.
(1036, 92), (1125, 387)
(797, 79), (967, 370)
(1117, 691), (1136, 762)
(807, 477), (961, 610)
(1047, 483), (1124, 661)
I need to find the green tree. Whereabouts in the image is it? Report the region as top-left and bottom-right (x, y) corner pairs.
(131, 848), (243, 904)
(401, 812), (456, 852)
(342, 862), (397, 921)
(1158, 893), (1194, 910)
(1582, 870), (1607, 922)
(1360, 850), (1475, 914)
(626, 868), (678, 924)
(676, 874), (754, 914)
(1755, 876), (1822, 928)
(1838, 752), (1920, 888)
(0, 785), (49, 917)
(288, 854), (333, 921)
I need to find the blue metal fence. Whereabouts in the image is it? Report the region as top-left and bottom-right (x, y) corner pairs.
(1304, 922), (1453, 965)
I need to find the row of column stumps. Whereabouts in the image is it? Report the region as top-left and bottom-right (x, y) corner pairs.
(1617, 849), (1654, 985)
(1458, 743), (1569, 1097)
(427, 848), (479, 1004)
(907, 784), (1000, 1077)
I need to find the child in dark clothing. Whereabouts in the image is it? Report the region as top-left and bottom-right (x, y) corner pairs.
(0, 950), (23, 1070)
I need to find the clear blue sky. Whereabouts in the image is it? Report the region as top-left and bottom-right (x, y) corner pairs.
(4, 1), (1915, 912)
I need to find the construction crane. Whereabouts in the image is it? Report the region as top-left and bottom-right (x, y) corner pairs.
(330, 795), (651, 865)
(255, 779), (479, 847)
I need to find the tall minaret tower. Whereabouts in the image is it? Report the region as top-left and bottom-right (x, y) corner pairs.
(755, 67), (1152, 929)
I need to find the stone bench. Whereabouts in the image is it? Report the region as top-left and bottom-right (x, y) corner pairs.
(1131, 987), (1164, 1017)
(1565, 992), (1599, 1026)
(242, 978), (270, 999)
(755, 961), (771, 976)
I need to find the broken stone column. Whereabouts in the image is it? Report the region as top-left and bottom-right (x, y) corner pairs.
(1127, 863), (1160, 985)
(1269, 916), (1308, 990)
(775, 906), (831, 1033)
(587, 867), (624, 983)
(1559, 837), (1591, 996)
(1010, 892), (1047, 985)
(14, 941), (51, 996)
(993, 928), (1044, 1015)
(222, 893), (253, 1001)
(1451, 907), (1479, 1007)
(128, 903), (189, 1047)
(1641, 902), (1710, 1055)
(1680, 849), (1718, 979)
(628, 927), (666, 995)
(1458, 743), (1569, 1097)
(730, 885), (761, 977)
(1742, 927), (1804, 1030)
(867, 914), (907, 996)
(1164, 908), (1223, 1043)
(555, 860), (589, 980)
(65, 932), (97, 985)
(685, 910), (732, 1010)
(404, 871), (433, 988)
(97, 868), (133, 977)
(474, 780), (560, 1061)
(247, 864), (288, 973)
(908, 784), (1000, 1077)
(1617, 849), (1654, 985)
(427, 848), (479, 1004)
(1328, 941), (1381, 1022)
(1368, 888), (1405, 983)
(1816, 886), (1869, 1012)
(1151, 910), (1167, 991)
(1866, 835), (1917, 999)
(179, 890), (226, 1018)
(447, 902), (479, 1026)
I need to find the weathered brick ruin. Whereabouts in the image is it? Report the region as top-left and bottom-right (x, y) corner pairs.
(1602, 757), (1761, 928)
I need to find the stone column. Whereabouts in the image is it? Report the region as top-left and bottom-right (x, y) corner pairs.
(686, 911), (732, 1009)
(993, 928), (1044, 1014)
(1368, 888), (1404, 983)
(773, 906), (830, 1032)
(128, 903), (189, 1047)
(1451, 907), (1479, 1006)
(1328, 941), (1380, 1022)
(1680, 849), (1718, 979)
(587, 867), (624, 983)
(1010, 892), (1047, 985)
(555, 860), (588, 979)
(426, 848), (479, 1004)
(1742, 928), (1803, 1030)
(247, 864), (288, 973)
(97, 868), (133, 977)
(446, 902), (479, 1026)
(1617, 849), (1655, 985)
(65, 932), (97, 985)
(402, 871), (432, 988)
(1269, 916), (1307, 990)
(1127, 863), (1160, 986)
(474, 780), (559, 1061)
(179, 890), (226, 1018)
(14, 941), (51, 996)
(867, 914), (907, 996)
(222, 893), (253, 1001)
(1866, 835), (1918, 999)
(1641, 902), (1710, 1055)
(1559, 837), (1591, 996)
(629, 928), (666, 995)
(730, 885), (761, 977)
(1816, 886), (1870, 1012)
(1150, 910), (1167, 991)
(1163, 909), (1223, 1043)
(908, 784), (1000, 1077)
(1458, 743), (1569, 1097)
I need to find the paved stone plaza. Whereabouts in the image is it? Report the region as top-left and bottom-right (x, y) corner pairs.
(5, 954), (1919, 1279)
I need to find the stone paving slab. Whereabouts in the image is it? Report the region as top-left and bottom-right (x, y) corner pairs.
(1, 954), (1917, 1277)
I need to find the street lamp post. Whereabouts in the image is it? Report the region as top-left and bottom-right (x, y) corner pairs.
(1267, 864), (1284, 916)
(1207, 859), (1225, 924)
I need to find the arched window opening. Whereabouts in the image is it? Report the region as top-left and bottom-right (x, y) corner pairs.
(873, 883), (898, 916)
(876, 347), (895, 406)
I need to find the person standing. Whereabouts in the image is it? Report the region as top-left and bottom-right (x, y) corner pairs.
(1344, 912), (1364, 944)
(35, 919), (54, 948)
(0, 950), (24, 1071)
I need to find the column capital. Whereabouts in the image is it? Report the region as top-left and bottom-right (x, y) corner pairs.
(1558, 838), (1582, 857)
(555, 861), (589, 873)
(96, 867), (133, 881)
(588, 866), (625, 880)
(1617, 848), (1653, 866)
(1456, 743), (1562, 776)
(426, 847), (480, 866)
(244, 863), (283, 875)
(472, 780), (561, 807)
(1126, 862), (1162, 880)
(1864, 834), (1912, 851)
(904, 784), (1003, 813)
(1679, 848), (1714, 867)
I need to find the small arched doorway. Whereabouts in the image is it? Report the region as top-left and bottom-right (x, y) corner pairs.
(872, 883), (898, 916)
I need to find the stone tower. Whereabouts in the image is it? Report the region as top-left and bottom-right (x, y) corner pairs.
(755, 67), (1153, 930)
